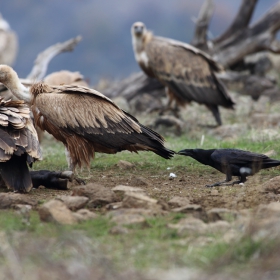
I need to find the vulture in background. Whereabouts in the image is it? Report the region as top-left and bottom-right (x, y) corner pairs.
(44, 70), (89, 87)
(0, 14), (18, 66)
(131, 22), (234, 126)
(0, 97), (42, 192)
(0, 65), (174, 173)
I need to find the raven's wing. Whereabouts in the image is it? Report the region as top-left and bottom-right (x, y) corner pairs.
(211, 149), (269, 166)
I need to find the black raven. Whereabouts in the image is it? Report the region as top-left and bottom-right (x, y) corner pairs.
(177, 148), (280, 187)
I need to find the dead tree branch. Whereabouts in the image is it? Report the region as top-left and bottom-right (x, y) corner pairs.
(191, 0), (214, 50)
(26, 36), (82, 81)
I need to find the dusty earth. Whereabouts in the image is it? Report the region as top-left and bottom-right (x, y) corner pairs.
(4, 165), (278, 211)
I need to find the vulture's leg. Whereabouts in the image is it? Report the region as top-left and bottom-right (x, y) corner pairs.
(64, 147), (86, 185)
(206, 105), (222, 126)
(0, 155), (32, 192)
(205, 172), (232, 187)
(30, 170), (74, 190)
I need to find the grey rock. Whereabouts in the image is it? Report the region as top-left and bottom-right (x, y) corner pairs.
(112, 185), (145, 200)
(168, 196), (191, 208)
(72, 183), (116, 208)
(122, 192), (161, 210)
(207, 208), (239, 223)
(0, 193), (37, 209)
(72, 209), (98, 222)
(38, 200), (77, 225)
(56, 195), (89, 211)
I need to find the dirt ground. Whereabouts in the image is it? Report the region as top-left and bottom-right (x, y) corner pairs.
(17, 165), (280, 212)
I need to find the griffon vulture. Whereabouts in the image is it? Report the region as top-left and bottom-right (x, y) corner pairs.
(131, 22), (234, 126)
(0, 97), (42, 192)
(0, 65), (174, 173)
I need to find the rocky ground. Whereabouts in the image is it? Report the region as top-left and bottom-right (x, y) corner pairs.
(1, 90), (280, 279)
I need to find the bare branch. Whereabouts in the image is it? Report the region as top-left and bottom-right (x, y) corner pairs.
(191, 0), (215, 50)
(214, 0), (258, 44)
(213, 2), (280, 67)
(26, 36), (82, 81)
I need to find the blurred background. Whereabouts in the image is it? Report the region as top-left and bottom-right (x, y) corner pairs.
(1, 0), (279, 84)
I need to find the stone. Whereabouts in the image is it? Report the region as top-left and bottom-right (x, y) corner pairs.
(72, 209), (98, 222)
(129, 176), (151, 186)
(56, 195), (89, 211)
(38, 200), (77, 225)
(106, 202), (123, 210)
(109, 225), (129, 235)
(122, 192), (161, 210)
(261, 176), (280, 194)
(111, 185), (145, 200)
(172, 204), (206, 220)
(210, 190), (219, 196)
(207, 220), (231, 234)
(117, 160), (135, 169)
(168, 196), (191, 208)
(111, 213), (146, 226)
(168, 217), (207, 235)
(207, 208), (239, 223)
(107, 208), (167, 218)
(72, 183), (116, 208)
(0, 193), (37, 209)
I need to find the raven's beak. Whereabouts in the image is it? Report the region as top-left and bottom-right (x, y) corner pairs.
(177, 149), (191, 156)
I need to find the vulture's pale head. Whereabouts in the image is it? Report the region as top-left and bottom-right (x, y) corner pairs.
(131, 22), (147, 39)
(0, 64), (17, 87)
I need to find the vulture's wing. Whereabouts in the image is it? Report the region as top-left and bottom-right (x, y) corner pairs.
(145, 37), (234, 107)
(34, 85), (173, 159)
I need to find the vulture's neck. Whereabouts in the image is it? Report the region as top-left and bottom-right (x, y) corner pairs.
(132, 31), (153, 54)
(5, 73), (31, 104)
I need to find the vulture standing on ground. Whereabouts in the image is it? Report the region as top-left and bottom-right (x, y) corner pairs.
(0, 97), (41, 192)
(131, 22), (234, 126)
(0, 65), (174, 173)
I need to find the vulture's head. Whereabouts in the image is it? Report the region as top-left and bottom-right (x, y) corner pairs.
(0, 64), (17, 88)
(131, 22), (147, 39)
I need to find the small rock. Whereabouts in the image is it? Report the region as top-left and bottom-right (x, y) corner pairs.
(72, 183), (116, 208)
(111, 185), (145, 200)
(111, 213), (146, 226)
(72, 209), (98, 222)
(39, 200), (77, 225)
(117, 160), (135, 169)
(107, 208), (167, 218)
(106, 202), (123, 210)
(207, 220), (231, 234)
(168, 196), (191, 208)
(0, 193), (37, 209)
(110, 225), (129, 235)
(207, 208), (238, 223)
(172, 204), (206, 220)
(122, 192), (160, 210)
(210, 190), (219, 196)
(56, 195), (89, 211)
(129, 176), (151, 186)
(168, 217), (207, 235)
(261, 176), (280, 194)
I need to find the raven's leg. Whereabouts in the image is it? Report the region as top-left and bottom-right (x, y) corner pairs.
(231, 174), (248, 185)
(206, 105), (222, 126)
(206, 173), (232, 187)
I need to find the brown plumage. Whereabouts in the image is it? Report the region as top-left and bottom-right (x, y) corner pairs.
(0, 97), (42, 192)
(131, 22), (234, 125)
(44, 70), (89, 87)
(30, 82), (174, 171)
